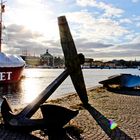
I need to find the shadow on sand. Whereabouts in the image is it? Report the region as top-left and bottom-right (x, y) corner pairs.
(0, 124), (41, 140)
(85, 104), (133, 140)
(0, 122), (82, 140)
(0, 104), (133, 140)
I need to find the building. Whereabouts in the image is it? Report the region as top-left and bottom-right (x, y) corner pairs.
(20, 55), (41, 67)
(82, 58), (94, 68)
(40, 49), (53, 67)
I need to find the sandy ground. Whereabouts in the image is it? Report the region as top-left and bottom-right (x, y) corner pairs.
(0, 86), (140, 140)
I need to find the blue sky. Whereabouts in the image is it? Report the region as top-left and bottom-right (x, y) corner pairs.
(2, 0), (140, 61)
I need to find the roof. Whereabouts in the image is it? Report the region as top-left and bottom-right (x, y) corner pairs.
(40, 49), (53, 58)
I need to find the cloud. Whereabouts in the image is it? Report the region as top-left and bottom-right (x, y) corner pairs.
(55, 0), (64, 2)
(6, 0), (55, 36)
(3, 24), (62, 56)
(65, 11), (129, 43)
(7, 24), (42, 39)
(82, 42), (140, 60)
(131, 0), (139, 3)
(76, 0), (124, 17)
(3, 22), (140, 61)
(3, 0), (140, 61)
(73, 35), (140, 60)
(130, 34), (140, 43)
(75, 38), (113, 50)
(119, 18), (132, 24)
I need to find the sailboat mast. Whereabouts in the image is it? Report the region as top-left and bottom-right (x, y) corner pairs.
(0, 0), (2, 52)
(0, 0), (5, 52)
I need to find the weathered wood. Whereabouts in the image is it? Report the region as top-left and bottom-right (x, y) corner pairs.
(1, 16), (89, 132)
(58, 16), (89, 106)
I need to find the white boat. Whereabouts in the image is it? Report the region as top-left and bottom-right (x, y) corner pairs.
(0, 1), (25, 84)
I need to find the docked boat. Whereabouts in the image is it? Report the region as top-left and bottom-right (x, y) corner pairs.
(0, 1), (25, 84)
(99, 74), (140, 88)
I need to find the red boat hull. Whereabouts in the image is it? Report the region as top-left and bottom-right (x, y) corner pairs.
(0, 66), (25, 84)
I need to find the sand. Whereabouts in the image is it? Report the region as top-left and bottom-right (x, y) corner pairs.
(0, 86), (140, 140)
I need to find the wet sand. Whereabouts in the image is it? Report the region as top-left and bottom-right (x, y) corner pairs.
(0, 86), (140, 139)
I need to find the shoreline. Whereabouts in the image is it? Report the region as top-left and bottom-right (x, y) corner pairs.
(0, 86), (140, 139)
(34, 86), (140, 139)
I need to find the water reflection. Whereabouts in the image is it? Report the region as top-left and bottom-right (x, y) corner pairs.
(22, 78), (40, 104)
(21, 68), (63, 105)
(22, 69), (45, 104)
(0, 68), (139, 109)
(0, 68), (64, 108)
(0, 82), (22, 108)
(0, 82), (21, 94)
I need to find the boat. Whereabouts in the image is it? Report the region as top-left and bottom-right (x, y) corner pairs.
(99, 74), (140, 88)
(0, 1), (25, 84)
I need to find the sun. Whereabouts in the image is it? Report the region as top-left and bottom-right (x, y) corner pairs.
(7, 0), (58, 39)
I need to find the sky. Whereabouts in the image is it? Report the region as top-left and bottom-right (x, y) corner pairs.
(1, 0), (140, 61)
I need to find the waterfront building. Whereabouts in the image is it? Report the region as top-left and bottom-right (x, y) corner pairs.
(92, 60), (104, 68)
(20, 55), (40, 67)
(82, 58), (94, 68)
(40, 49), (53, 67)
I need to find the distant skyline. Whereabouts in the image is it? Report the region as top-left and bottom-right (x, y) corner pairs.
(1, 0), (140, 61)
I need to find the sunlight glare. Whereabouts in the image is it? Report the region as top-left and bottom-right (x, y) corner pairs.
(10, 0), (57, 39)
(22, 69), (43, 104)
(23, 79), (39, 103)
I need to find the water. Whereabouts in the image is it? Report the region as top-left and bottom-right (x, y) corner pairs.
(0, 68), (139, 108)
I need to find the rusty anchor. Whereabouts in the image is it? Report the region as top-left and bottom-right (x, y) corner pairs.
(1, 16), (90, 134)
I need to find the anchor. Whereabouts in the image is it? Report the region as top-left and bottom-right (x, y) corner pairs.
(1, 16), (90, 134)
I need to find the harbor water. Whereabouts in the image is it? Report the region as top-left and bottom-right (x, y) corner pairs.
(0, 68), (139, 108)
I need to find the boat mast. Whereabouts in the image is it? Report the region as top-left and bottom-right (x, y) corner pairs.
(0, 0), (5, 52)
